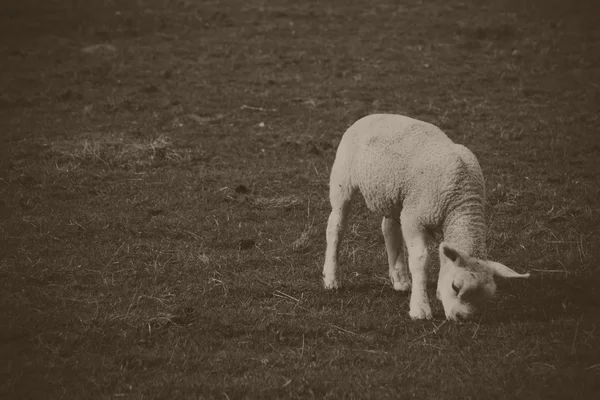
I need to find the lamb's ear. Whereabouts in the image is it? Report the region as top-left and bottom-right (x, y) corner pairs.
(439, 242), (468, 266)
(487, 261), (530, 279)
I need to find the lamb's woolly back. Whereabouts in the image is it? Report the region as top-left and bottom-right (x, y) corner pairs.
(335, 114), (486, 256)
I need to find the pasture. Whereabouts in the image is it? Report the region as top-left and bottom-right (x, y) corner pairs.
(1, 0), (599, 398)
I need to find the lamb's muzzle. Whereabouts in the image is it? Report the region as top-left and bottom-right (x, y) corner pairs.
(322, 114), (530, 320)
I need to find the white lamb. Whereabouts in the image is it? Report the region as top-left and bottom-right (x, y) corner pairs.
(322, 114), (530, 320)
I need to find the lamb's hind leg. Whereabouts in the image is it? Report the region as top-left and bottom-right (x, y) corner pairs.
(400, 211), (433, 320)
(381, 215), (411, 291)
(322, 180), (354, 290)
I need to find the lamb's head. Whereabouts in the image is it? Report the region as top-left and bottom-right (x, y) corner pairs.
(437, 242), (530, 321)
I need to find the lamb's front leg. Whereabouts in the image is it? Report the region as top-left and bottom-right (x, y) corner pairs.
(436, 259), (449, 300)
(401, 214), (432, 319)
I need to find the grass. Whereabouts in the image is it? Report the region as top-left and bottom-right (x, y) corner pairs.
(1, 0), (600, 398)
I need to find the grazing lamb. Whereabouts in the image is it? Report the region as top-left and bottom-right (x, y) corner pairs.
(322, 114), (530, 320)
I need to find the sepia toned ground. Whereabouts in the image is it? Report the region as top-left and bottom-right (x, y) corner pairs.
(1, 0), (599, 398)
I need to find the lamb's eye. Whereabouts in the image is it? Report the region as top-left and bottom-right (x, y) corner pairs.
(451, 282), (460, 295)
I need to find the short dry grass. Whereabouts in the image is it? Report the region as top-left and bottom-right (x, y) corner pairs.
(1, 0), (600, 399)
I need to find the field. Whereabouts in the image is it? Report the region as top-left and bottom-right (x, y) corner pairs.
(1, 0), (600, 398)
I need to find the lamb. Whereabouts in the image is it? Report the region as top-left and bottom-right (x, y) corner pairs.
(322, 114), (530, 320)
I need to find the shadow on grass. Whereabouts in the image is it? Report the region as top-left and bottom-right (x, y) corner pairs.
(314, 268), (600, 324)
(490, 269), (600, 323)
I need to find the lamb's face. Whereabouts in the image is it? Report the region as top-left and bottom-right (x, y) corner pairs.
(437, 243), (530, 321)
(438, 263), (496, 321)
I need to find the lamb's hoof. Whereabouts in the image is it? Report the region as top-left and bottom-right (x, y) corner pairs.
(392, 280), (411, 292)
(390, 273), (411, 292)
(409, 303), (433, 320)
(445, 313), (459, 322)
(323, 277), (341, 290)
